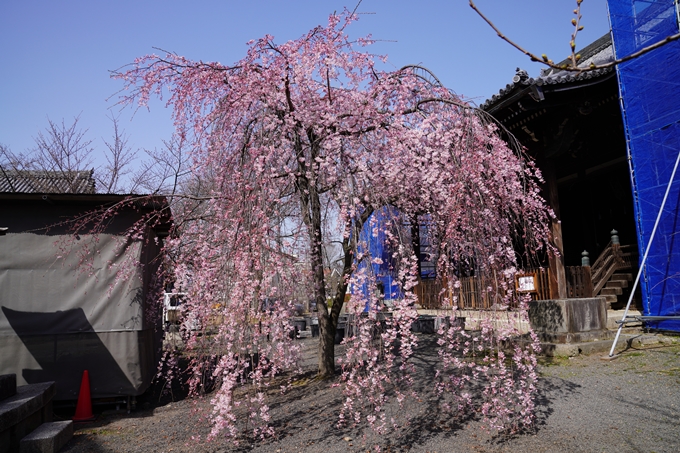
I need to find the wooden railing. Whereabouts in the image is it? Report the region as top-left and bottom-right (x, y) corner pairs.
(411, 230), (642, 308)
(591, 240), (618, 294)
(531, 267), (552, 301)
(617, 245), (635, 270)
(591, 242), (634, 295)
(457, 276), (494, 309)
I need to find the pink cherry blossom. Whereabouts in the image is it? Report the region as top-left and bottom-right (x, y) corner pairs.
(112, 9), (552, 441)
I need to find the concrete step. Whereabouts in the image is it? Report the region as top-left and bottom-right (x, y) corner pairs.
(610, 273), (633, 282)
(601, 287), (623, 296)
(19, 421), (72, 453)
(539, 332), (676, 358)
(0, 375), (16, 402)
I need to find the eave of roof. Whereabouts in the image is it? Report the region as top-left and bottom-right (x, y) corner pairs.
(0, 192), (163, 203)
(481, 33), (615, 112)
(0, 192), (170, 214)
(0, 169), (96, 194)
(0, 192), (173, 233)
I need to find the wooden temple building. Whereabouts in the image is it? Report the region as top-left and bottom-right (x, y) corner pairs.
(479, 33), (639, 308)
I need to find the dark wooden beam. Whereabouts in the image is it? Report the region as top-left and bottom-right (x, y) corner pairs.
(541, 159), (568, 299)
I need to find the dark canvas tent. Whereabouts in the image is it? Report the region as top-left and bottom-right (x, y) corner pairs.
(0, 171), (170, 400)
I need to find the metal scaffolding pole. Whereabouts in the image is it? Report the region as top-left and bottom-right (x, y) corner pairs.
(608, 150), (680, 357)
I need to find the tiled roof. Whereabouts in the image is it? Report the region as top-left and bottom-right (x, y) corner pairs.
(481, 33), (614, 111)
(0, 169), (96, 194)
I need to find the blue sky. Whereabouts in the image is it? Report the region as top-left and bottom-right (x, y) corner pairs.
(0, 0), (610, 160)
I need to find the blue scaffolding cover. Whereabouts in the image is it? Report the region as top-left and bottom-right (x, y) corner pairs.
(355, 207), (404, 311)
(608, 0), (680, 330)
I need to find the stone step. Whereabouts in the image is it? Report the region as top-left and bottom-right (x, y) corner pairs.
(19, 421), (73, 453)
(606, 279), (628, 289)
(602, 294), (618, 309)
(0, 375), (16, 402)
(0, 382), (55, 453)
(296, 329), (312, 339)
(610, 273), (633, 282)
(601, 287), (623, 296)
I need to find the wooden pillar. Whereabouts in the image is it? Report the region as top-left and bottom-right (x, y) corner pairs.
(542, 159), (568, 299)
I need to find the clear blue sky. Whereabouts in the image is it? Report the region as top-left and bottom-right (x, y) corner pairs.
(0, 0), (610, 160)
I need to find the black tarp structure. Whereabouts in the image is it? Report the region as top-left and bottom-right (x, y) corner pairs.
(0, 193), (170, 400)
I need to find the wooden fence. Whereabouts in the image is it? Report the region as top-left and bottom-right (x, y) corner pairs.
(413, 266), (593, 309)
(413, 276), (505, 310)
(565, 266), (594, 298)
(412, 278), (442, 309)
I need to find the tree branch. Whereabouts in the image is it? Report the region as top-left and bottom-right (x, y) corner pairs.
(469, 0), (680, 73)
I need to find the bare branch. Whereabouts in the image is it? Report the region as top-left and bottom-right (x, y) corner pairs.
(468, 1), (554, 67)
(568, 1), (584, 67)
(31, 115), (95, 175)
(469, 0), (680, 73)
(593, 31), (680, 70)
(98, 114), (139, 193)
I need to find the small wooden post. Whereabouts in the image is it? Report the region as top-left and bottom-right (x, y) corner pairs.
(581, 250), (593, 297)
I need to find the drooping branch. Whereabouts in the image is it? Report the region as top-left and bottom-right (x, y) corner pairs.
(109, 7), (552, 440)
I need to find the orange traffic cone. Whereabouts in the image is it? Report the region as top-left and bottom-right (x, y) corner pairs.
(73, 370), (95, 421)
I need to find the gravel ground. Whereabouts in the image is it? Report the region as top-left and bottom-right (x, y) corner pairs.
(59, 333), (680, 453)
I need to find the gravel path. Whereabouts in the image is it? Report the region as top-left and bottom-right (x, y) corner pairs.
(59, 334), (680, 453)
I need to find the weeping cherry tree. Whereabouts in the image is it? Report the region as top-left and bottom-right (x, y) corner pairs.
(114, 10), (552, 440)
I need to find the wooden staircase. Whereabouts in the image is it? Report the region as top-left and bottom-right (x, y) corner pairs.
(590, 231), (638, 309)
(599, 272), (634, 308)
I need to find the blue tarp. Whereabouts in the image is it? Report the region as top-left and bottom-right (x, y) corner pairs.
(355, 207), (404, 310)
(354, 207), (442, 312)
(608, 0), (680, 330)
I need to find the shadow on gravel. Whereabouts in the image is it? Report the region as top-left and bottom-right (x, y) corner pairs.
(62, 333), (588, 452)
(61, 439), (111, 453)
(54, 355), (194, 430)
(246, 333), (585, 452)
(222, 335), (466, 451)
(611, 393), (680, 425)
(532, 376), (580, 429)
(383, 335), (589, 451)
(377, 335), (476, 451)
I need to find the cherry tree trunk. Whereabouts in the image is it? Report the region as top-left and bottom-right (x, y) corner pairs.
(297, 160), (338, 377)
(317, 303), (337, 378)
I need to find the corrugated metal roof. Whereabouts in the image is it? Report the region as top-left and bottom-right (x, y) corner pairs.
(0, 169), (96, 194)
